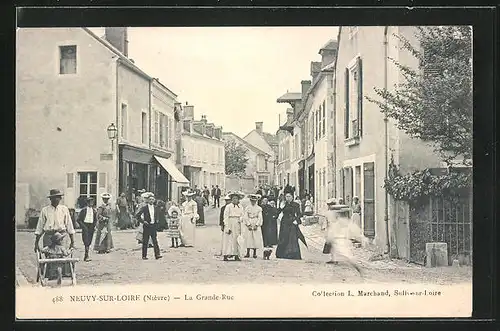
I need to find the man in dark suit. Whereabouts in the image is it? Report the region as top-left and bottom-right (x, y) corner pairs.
(135, 193), (163, 260)
(214, 185), (222, 208)
(76, 197), (98, 262)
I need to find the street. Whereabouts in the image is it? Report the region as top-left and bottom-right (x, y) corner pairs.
(16, 206), (471, 286)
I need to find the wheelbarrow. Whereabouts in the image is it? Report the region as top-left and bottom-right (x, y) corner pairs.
(35, 249), (79, 286)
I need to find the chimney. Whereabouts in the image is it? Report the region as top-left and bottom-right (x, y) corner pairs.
(183, 105), (194, 120)
(255, 122), (263, 135)
(301, 80), (312, 101)
(104, 27), (129, 56)
(310, 62), (321, 81)
(319, 39), (338, 69)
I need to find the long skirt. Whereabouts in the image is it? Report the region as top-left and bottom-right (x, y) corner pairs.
(80, 223), (95, 247)
(94, 222), (114, 252)
(136, 224), (153, 245)
(117, 206), (132, 229)
(275, 221), (302, 260)
(349, 213), (362, 242)
(241, 224), (263, 249)
(179, 215), (196, 246)
(222, 217), (241, 256)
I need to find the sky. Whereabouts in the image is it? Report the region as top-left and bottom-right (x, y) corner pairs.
(91, 27), (338, 137)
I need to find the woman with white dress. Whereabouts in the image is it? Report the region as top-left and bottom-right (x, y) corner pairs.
(241, 194), (264, 259)
(179, 190), (198, 247)
(222, 191), (245, 261)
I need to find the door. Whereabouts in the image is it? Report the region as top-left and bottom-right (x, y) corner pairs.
(78, 172), (98, 203)
(395, 200), (410, 259)
(363, 162), (375, 238)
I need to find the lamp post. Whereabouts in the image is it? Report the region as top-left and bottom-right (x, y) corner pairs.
(107, 123), (118, 152)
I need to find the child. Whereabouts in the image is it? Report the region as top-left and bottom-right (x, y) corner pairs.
(167, 205), (181, 248)
(242, 194), (264, 259)
(41, 232), (71, 285)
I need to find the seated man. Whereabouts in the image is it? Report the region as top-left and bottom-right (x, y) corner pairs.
(40, 232), (71, 284)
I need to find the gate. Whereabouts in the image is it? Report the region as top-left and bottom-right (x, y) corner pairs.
(409, 194), (472, 265)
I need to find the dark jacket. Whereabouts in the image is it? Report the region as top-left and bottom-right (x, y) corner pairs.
(219, 204), (227, 227)
(76, 207), (98, 227)
(135, 204), (162, 225)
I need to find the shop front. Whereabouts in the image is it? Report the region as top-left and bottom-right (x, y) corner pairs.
(298, 160), (305, 198)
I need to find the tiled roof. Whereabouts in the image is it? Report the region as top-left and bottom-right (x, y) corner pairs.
(276, 92), (302, 103)
(222, 132), (271, 156)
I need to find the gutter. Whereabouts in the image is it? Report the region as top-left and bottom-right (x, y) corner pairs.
(115, 59), (120, 197)
(383, 26), (391, 255)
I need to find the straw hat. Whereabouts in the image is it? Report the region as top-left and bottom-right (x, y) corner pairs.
(47, 189), (64, 198)
(248, 194), (261, 201)
(229, 191), (245, 199)
(182, 189), (196, 197)
(101, 192), (112, 199)
(168, 205), (181, 217)
(224, 193), (232, 201)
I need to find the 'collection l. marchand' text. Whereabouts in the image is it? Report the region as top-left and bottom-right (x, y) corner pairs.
(68, 293), (235, 303)
(311, 289), (442, 297)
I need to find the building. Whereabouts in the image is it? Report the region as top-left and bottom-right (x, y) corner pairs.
(334, 26), (443, 253)
(16, 27), (189, 223)
(276, 92), (303, 193)
(242, 122), (278, 186)
(222, 131), (272, 192)
(181, 105), (225, 191)
(275, 108), (294, 190)
(304, 39), (338, 213)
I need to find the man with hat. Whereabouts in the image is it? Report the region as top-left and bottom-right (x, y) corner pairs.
(76, 196), (98, 262)
(34, 189), (76, 253)
(135, 192), (163, 260)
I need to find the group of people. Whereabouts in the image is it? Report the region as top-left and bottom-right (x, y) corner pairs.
(217, 186), (307, 262)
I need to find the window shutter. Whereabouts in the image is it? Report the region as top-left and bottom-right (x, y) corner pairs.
(357, 57), (363, 136)
(66, 173), (74, 188)
(344, 68), (350, 139)
(99, 173), (106, 188)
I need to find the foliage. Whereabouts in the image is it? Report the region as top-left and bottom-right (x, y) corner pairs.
(224, 139), (249, 177)
(366, 26), (472, 166)
(384, 159), (472, 203)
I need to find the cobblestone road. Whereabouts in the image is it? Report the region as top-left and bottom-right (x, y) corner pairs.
(16, 206), (471, 286)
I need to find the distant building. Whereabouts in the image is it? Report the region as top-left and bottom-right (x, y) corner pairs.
(16, 27), (189, 224)
(180, 105), (225, 191)
(222, 132), (272, 192)
(242, 122), (278, 186)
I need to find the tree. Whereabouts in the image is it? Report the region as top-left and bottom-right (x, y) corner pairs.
(367, 26), (472, 166)
(224, 139), (249, 177)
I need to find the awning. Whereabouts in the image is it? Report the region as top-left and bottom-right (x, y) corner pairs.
(153, 156), (190, 185)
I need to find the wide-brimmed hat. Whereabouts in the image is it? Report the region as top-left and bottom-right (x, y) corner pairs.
(47, 189), (64, 198)
(101, 192), (112, 199)
(326, 198), (337, 205)
(224, 192), (232, 200)
(137, 189), (146, 193)
(182, 189), (196, 197)
(229, 191), (245, 199)
(248, 194), (261, 201)
(51, 232), (66, 244)
(168, 205), (181, 217)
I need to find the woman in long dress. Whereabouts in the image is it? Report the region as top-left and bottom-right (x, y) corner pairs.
(349, 196), (362, 243)
(116, 193), (132, 230)
(94, 193), (114, 254)
(276, 191), (306, 260)
(179, 190), (198, 247)
(222, 191), (245, 261)
(242, 194), (264, 259)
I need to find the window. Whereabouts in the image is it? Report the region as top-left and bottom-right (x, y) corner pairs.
(78, 172), (98, 203)
(141, 112), (147, 144)
(59, 45), (77, 75)
(120, 104), (128, 139)
(159, 113), (165, 147)
(154, 111), (159, 145)
(345, 57), (363, 139)
(168, 118), (173, 149)
(315, 110), (319, 141)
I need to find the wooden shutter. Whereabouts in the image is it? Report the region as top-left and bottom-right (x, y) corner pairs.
(99, 172), (106, 188)
(344, 68), (350, 139)
(66, 173), (74, 188)
(357, 57), (363, 136)
(363, 162), (375, 238)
